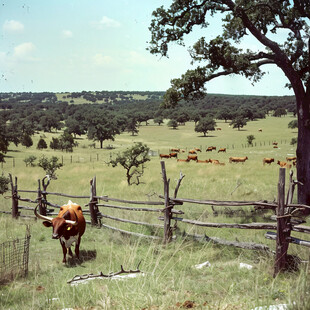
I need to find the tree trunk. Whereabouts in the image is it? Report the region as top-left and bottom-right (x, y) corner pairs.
(296, 93), (310, 212)
(100, 140), (103, 149)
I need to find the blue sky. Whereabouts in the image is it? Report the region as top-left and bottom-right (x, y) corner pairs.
(0, 0), (294, 96)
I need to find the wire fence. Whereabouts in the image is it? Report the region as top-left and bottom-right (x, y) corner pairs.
(0, 226), (31, 284)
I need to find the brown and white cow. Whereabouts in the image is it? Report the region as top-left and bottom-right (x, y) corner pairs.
(188, 149), (197, 154)
(218, 148), (226, 153)
(35, 200), (86, 263)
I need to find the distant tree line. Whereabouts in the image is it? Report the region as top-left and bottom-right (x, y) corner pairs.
(0, 91), (296, 161)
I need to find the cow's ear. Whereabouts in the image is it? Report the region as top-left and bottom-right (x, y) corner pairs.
(43, 221), (52, 227)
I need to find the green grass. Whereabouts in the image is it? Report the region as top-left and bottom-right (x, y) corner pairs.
(1, 114), (309, 309)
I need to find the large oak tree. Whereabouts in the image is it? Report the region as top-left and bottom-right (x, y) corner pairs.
(149, 0), (310, 208)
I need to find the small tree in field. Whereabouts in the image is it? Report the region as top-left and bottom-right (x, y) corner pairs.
(247, 135), (255, 146)
(38, 155), (63, 179)
(230, 116), (247, 131)
(24, 155), (37, 167)
(37, 138), (48, 150)
(195, 117), (216, 136)
(167, 119), (178, 129)
(109, 142), (150, 185)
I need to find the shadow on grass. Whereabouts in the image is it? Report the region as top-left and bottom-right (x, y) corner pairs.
(66, 249), (97, 267)
(197, 135), (217, 138)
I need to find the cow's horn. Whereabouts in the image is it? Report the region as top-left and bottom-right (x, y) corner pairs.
(65, 219), (78, 226)
(34, 205), (53, 222)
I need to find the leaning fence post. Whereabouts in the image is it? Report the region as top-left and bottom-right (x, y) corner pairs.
(9, 174), (19, 219)
(274, 168), (291, 277)
(89, 176), (99, 226)
(161, 161), (172, 243)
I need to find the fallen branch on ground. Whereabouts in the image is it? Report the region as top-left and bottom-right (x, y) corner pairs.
(67, 262), (143, 285)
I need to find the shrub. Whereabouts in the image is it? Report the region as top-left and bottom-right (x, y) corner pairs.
(0, 174), (10, 195)
(23, 155), (37, 167)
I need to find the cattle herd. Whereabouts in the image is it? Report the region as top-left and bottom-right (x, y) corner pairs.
(159, 146), (297, 168)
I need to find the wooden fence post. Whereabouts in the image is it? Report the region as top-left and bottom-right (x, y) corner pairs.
(161, 161), (172, 243)
(89, 176), (99, 226)
(274, 168), (291, 277)
(37, 179), (43, 215)
(9, 174), (19, 219)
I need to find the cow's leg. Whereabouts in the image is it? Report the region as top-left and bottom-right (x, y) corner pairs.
(68, 247), (73, 257)
(60, 240), (67, 263)
(75, 237), (81, 260)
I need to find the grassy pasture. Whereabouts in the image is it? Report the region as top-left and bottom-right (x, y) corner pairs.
(1, 114), (310, 309)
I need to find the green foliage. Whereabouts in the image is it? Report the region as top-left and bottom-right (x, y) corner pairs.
(37, 138), (48, 150)
(230, 116), (247, 130)
(0, 174), (9, 195)
(109, 142), (150, 185)
(194, 117), (216, 136)
(288, 119), (298, 129)
(23, 155), (37, 167)
(38, 155), (63, 179)
(291, 137), (297, 145)
(21, 134), (33, 148)
(87, 115), (120, 148)
(154, 116), (164, 125)
(247, 135), (255, 145)
(126, 117), (139, 136)
(167, 119), (178, 129)
(273, 108), (287, 117)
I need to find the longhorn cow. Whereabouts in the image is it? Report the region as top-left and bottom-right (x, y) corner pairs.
(35, 200), (86, 263)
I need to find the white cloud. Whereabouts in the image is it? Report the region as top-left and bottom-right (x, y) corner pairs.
(13, 42), (35, 59)
(62, 30), (73, 38)
(3, 20), (24, 33)
(92, 16), (121, 29)
(93, 53), (115, 66)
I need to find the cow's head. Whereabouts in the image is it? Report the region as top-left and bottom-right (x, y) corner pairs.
(34, 205), (77, 239)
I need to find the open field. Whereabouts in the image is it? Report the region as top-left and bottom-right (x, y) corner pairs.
(1, 114), (310, 309)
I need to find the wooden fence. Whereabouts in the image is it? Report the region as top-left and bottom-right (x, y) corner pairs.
(1, 162), (310, 277)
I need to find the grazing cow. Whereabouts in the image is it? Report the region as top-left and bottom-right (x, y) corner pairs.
(229, 156), (248, 163)
(197, 159), (209, 163)
(258, 128), (262, 132)
(218, 148), (226, 153)
(194, 147), (202, 152)
(170, 148), (180, 153)
(189, 149), (197, 154)
(206, 146), (216, 152)
(216, 127), (222, 131)
(35, 201), (86, 263)
(169, 152), (178, 158)
(286, 156), (297, 161)
(273, 142), (278, 145)
(263, 158), (274, 165)
(277, 160), (292, 169)
(177, 158), (189, 162)
(273, 145), (278, 148)
(187, 155), (198, 161)
(159, 154), (170, 159)
(209, 159), (220, 164)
